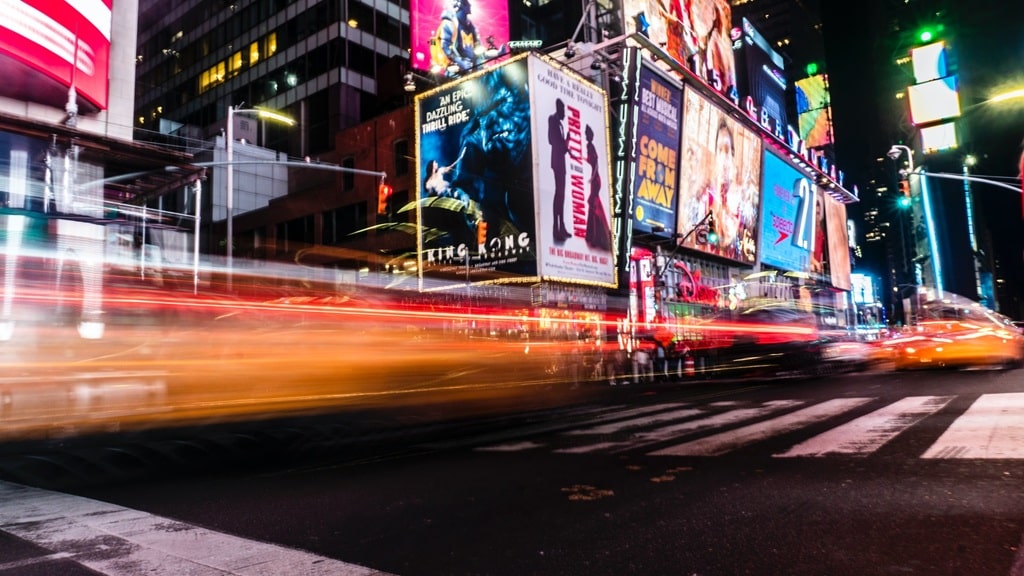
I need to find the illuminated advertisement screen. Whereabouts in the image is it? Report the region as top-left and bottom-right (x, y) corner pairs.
(795, 74), (832, 147)
(409, 0), (510, 75)
(623, 0), (736, 94)
(0, 0), (112, 110)
(826, 195), (851, 291)
(414, 55), (536, 281)
(758, 149), (817, 273)
(911, 41), (947, 83)
(734, 18), (787, 135)
(677, 86), (762, 264)
(850, 273), (876, 305)
(908, 76), (961, 125)
(631, 65), (682, 238)
(530, 54), (615, 287)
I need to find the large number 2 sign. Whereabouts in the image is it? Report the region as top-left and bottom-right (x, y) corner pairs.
(791, 177), (817, 252)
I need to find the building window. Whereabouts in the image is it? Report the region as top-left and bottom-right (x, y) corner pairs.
(342, 156), (355, 191)
(324, 202), (368, 244)
(394, 139), (409, 176)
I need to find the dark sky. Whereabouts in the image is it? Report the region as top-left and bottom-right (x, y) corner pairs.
(819, 0), (1024, 315)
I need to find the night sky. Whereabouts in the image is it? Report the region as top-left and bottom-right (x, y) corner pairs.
(819, 0), (1024, 317)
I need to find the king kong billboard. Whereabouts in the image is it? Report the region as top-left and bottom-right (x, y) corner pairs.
(413, 53), (615, 289)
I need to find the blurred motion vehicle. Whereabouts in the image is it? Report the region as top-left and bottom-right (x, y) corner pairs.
(659, 301), (827, 379)
(885, 292), (1024, 371)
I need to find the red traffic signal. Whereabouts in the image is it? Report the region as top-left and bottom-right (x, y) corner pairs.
(898, 180), (910, 196)
(476, 219), (488, 245)
(377, 182), (393, 215)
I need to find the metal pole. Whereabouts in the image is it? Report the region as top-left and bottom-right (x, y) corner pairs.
(226, 105), (234, 276)
(193, 179), (202, 295)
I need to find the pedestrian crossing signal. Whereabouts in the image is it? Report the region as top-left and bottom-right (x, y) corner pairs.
(377, 183), (392, 215)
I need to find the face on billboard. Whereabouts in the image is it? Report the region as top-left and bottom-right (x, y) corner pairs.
(678, 87), (762, 264)
(631, 66), (682, 237)
(414, 56), (535, 279)
(759, 150), (818, 273)
(530, 55), (615, 287)
(826, 196), (851, 290)
(410, 0), (511, 76)
(623, 0), (736, 94)
(0, 0), (112, 110)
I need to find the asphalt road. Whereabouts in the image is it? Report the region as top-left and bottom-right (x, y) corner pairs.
(3, 367), (1024, 575)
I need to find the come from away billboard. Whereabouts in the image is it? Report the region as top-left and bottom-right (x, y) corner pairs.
(630, 64), (682, 238)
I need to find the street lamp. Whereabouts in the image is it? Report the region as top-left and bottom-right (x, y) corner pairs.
(225, 105), (295, 274)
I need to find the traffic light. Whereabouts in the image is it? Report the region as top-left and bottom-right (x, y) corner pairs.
(705, 214), (718, 245)
(897, 180), (911, 208)
(476, 219), (488, 245)
(377, 182), (392, 215)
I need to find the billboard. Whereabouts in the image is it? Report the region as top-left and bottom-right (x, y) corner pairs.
(530, 54), (615, 287)
(733, 17), (787, 136)
(677, 86), (762, 264)
(758, 149), (817, 273)
(409, 0), (510, 76)
(623, 0), (736, 95)
(908, 76), (961, 125)
(0, 0), (112, 110)
(413, 53), (614, 288)
(414, 54), (536, 281)
(630, 65), (683, 237)
(825, 195), (851, 291)
(795, 74), (832, 148)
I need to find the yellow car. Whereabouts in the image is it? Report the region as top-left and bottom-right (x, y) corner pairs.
(891, 318), (1024, 371)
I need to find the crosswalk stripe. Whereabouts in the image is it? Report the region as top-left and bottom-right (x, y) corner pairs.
(648, 397), (874, 457)
(922, 392), (1024, 459)
(557, 400), (803, 455)
(775, 396), (954, 457)
(564, 407), (704, 435)
(0, 481), (391, 576)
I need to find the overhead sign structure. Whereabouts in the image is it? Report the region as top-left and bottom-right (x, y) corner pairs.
(0, 0), (112, 110)
(413, 52), (615, 289)
(676, 86), (762, 264)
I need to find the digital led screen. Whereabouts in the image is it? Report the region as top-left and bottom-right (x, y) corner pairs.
(908, 76), (961, 125)
(0, 0), (112, 110)
(677, 86), (762, 264)
(409, 0), (510, 76)
(630, 65), (683, 238)
(623, 0), (736, 94)
(795, 74), (832, 147)
(734, 17), (788, 135)
(825, 195), (851, 291)
(921, 121), (958, 153)
(911, 41), (947, 84)
(850, 273), (876, 305)
(758, 149), (817, 273)
(530, 54), (615, 287)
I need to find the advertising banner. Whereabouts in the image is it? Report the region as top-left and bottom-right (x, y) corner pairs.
(409, 0), (510, 76)
(0, 0), (112, 110)
(733, 18), (788, 137)
(631, 65), (682, 237)
(810, 185), (827, 279)
(530, 54), (616, 287)
(677, 86), (762, 264)
(414, 55), (537, 281)
(758, 149), (816, 273)
(795, 74), (833, 148)
(623, 0), (736, 95)
(826, 195), (852, 291)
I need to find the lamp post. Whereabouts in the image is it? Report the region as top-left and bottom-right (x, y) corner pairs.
(225, 105), (295, 274)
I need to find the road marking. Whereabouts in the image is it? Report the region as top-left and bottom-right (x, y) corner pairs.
(923, 392), (1024, 459)
(0, 481), (392, 576)
(775, 396), (954, 457)
(557, 400), (803, 455)
(649, 398), (874, 457)
(564, 407), (704, 435)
